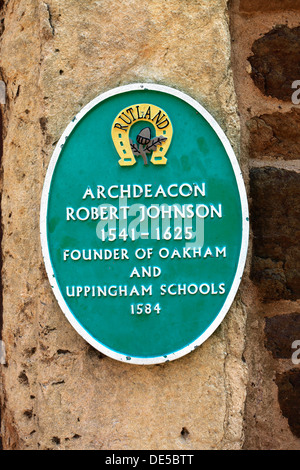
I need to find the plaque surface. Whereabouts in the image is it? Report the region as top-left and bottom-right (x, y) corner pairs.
(40, 83), (249, 364)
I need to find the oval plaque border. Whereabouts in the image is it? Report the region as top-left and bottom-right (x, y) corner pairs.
(40, 83), (249, 365)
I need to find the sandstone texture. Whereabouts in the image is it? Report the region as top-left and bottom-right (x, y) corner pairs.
(239, 0), (300, 13)
(265, 313), (300, 359)
(249, 25), (300, 102)
(276, 369), (300, 439)
(250, 167), (300, 302)
(247, 109), (300, 161)
(0, 0), (247, 450)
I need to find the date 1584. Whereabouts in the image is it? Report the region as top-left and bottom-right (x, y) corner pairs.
(131, 303), (161, 315)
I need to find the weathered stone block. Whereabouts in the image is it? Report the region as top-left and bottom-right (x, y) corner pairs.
(247, 109), (300, 160)
(265, 314), (300, 358)
(0, 0), (246, 450)
(276, 369), (300, 438)
(249, 26), (300, 101)
(250, 167), (300, 301)
(240, 0), (300, 12)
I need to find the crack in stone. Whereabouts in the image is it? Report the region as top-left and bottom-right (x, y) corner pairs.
(45, 3), (54, 36)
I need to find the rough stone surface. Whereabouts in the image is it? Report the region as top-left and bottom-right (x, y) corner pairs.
(0, 0), (247, 450)
(239, 0), (300, 13)
(249, 25), (300, 101)
(276, 369), (300, 438)
(250, 167), (300, 302)
(242, 300), (300, 449)
(265, 313), (300, 359)
(247, 109), (300, 161)
(231, 0), (300, 450)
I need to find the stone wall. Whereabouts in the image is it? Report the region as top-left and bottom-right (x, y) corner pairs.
(2, 0), (299, 452)
(231, 0), (300, 450)
(0, 0), (248, 450)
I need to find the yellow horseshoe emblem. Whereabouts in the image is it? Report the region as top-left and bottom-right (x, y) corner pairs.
(112, 103), (173, 166)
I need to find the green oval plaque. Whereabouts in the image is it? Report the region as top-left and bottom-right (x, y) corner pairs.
(40, 84), (249, 364)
